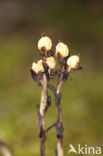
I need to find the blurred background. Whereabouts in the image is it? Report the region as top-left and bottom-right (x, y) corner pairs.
(0, 0), (103, 156)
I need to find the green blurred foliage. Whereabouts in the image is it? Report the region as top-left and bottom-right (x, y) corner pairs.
(0, 0), (103, 156)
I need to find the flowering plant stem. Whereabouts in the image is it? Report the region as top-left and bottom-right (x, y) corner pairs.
(38, 74), (48, 156)
(56, 81), (64, 156)
(31, 34), (81, 156)
(48, 78), (64, 156)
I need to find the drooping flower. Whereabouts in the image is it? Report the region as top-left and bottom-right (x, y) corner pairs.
(56, 42), (69, 58)
(67, 55), (80, 69)
(38, 36), (52, 51)
(32, 60), (44, 74)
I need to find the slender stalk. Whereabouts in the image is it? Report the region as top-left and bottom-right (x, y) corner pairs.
(40, 74), (48, 118)
(56, 81), (63, 94)
(56, 81), (64, 156)
(38, 74), (48, 156)
(47, 82), (64, 156)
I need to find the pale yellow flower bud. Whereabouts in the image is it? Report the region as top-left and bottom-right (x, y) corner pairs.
(32, 60), (44, 74)
(45, 57), (56, 69)
(56, 42), (69, 58)
(38, 36), (52, 51)
(67, 55), (80, 69)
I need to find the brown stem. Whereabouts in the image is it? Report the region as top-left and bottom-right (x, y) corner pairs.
(38, 74), (48, 156)
(56, 81), (63, 94)
(40, 74), (48, 118)
(47, 81), (64, 156)
(56, 81), (64, 156)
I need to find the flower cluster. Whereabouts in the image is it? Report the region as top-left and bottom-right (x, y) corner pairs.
(31, 34), (81, 82)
